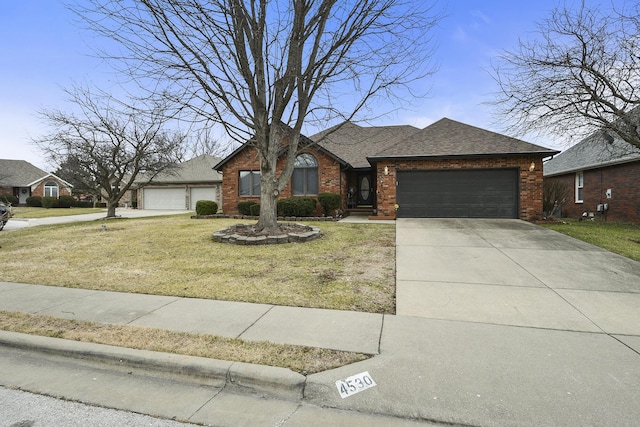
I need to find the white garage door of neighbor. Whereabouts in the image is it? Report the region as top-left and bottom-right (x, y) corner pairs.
(143, 187), (186, 210)
(189, 187), (217, 210)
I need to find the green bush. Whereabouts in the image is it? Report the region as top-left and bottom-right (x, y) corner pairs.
(73, 201), (94, 208)
(0, 195), (18, 205)
(249, 203), (261, 216)
(41, 196), (59, 209)
(57, 195), (75, 208)
(317, 192), (341, 217)
(26, 196), (42, 207)
(277, 197), (317, 217)
(195, 200), (218, 215)
(237, 201), (258, 216)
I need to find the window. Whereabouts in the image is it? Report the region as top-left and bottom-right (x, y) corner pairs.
(575, 172), (584, 203)
(239, 171), (260, 196)
(44, 181), (59, 198)
(292, 154), (318, 195)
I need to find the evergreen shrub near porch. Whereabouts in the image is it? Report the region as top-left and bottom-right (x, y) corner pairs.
(26, 196), (43, 207)
(237, 201), (258, 216)
(277, 197), (317, 217)
(317, 192), (341, 217)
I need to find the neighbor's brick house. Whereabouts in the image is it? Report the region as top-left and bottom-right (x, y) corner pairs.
(0, 159), (72, 205)
(544, 131), (640, 223)
(215, 118), (558, 221)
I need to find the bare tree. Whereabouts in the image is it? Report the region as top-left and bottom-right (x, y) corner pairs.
(35, 84), (187, 217)
(185, 127), (235, 159)
(74, 0), (439, 232)
(492, 1), (640, 149)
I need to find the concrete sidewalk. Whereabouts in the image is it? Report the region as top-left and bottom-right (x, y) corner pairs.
(1, 219), (640, 426)
(0, 282), (382, 355)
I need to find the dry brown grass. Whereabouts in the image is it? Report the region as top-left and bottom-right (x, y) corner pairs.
(0, 215), (395, 313)
(0, 215), (393, 371)
(0, 310), (371, 374)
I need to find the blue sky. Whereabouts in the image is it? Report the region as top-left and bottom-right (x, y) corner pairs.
(0, 0), (618, 170)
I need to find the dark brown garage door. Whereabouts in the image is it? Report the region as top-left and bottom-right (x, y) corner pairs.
(396, 169), (519, 219)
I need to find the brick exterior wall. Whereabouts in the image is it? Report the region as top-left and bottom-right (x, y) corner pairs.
(545, 161), (640, 223)
(220, 145), (343, 215)
(374, 156), (544, 221)
(24, 178), (72, 199)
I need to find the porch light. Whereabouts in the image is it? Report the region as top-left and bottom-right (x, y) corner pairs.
(529, 162), (535, 172)
(384, 165), (389, 175)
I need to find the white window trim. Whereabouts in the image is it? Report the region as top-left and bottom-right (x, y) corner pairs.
(44, 181), (59, 198)
(575, 172), (584, 203)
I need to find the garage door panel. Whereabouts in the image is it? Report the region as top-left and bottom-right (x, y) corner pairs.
(189, 187), (217, 210)
(143, 188), (186, 210)
(397, 169), (519, 219)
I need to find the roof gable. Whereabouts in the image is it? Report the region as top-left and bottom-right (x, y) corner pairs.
(0, 159), (50, 187)
(369, 118), (558, 159)
(213, 125), (345, 171)
(544, 132), (640, 176)
(310, 122), (421, 168)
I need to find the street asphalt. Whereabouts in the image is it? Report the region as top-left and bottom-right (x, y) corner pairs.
(1, 213), (639, 426)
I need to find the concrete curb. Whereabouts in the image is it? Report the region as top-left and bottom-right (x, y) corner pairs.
(0, 331), (306, 401)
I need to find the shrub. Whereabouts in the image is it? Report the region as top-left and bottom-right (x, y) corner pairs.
(41, 196), (59, 209)
(317, 192), (341, 216)
(237, 201), (258, 216)
(543, 181), (571, 217)
(195, 200), (218, 215)
(249, 203), (261, 216)
(0, 195), (18, 205)
(277, 197), (317, 217)
(73, 201), (94, 208)
(57, 195), (75, 208)
(26, 196), (42, 207)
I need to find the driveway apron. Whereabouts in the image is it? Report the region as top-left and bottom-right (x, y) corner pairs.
(395, 218), (640, 334)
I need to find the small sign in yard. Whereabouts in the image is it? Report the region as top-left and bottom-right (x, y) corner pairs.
(335, 371), (377, 399)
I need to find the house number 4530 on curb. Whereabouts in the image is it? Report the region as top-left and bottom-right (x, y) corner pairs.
(335, 371), (377, 398)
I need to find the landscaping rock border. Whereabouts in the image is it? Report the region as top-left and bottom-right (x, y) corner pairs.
(212, 222), (322, 245)
(192, 214), (338, 222)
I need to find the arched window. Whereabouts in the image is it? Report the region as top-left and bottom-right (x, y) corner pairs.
(292, 154), (318, 196)
(44, 181), (59, 198)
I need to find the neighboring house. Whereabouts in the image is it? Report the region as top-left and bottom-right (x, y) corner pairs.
(0, 159), (73, 204)
(215, 118), (558, 221)
(544, 131), (640, 223)
(132, 154), (223, 210)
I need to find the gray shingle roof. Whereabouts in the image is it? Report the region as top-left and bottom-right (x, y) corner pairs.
(143, 154), (222, 183)
(310, 122), (422, 168)
(544, 132), (640, 176)
(369, 118), (558, 159)
(215, 118), (558, 171)
(0, 159), (49, 186)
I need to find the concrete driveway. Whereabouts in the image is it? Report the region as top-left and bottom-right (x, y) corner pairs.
(396, 218), (640, 336)
(2, 209), (189, 231)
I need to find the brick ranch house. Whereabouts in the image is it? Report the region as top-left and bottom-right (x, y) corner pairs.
(214, 118), (558, 221)
(0, 159), (72, 204)
(544, 130), (640, 223)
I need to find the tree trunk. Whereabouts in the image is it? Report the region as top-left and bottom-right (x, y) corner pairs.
(256, 169), (280, 232)
(106, 201), (117, 218)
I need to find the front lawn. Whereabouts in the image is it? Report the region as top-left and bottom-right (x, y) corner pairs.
(0, 215), (395, 314)
(541, 219), (640, 262)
